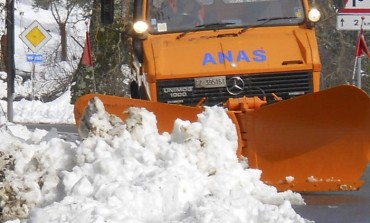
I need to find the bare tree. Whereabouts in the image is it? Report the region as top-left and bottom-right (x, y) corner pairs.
(33, 0), (92, 61)
(51, 1), (74, 61)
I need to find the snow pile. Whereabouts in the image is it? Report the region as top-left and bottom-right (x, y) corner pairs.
(0, 89), (75, 124)
(1, 98), (308, 223)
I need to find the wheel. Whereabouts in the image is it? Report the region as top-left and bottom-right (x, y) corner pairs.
(138, 83), (149, 100)
(130, 81), (140, 99)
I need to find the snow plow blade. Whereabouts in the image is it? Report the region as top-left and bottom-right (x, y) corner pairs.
(231, 85), (370, 192)
(74, 94), (204, 134)
(74, 85), (370, 192)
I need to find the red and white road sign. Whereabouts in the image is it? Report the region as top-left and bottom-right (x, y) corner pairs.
(339, 0), (370, 13)
(337, 0), (370, 30)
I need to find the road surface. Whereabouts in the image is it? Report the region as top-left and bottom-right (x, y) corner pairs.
(294, 164), (370, 223)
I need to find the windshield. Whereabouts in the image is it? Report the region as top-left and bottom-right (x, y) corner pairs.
(147, 0), (305, 33)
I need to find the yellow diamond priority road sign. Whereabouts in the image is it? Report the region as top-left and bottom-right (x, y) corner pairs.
(19, 20), (52, 53)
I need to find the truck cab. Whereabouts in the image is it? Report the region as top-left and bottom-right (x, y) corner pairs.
(130, 0), (322, 106)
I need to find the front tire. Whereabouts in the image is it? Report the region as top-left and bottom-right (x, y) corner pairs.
(130, 81), (140, 99)
(130, 80), (149, 100)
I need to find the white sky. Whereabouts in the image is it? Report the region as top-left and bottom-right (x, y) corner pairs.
(0, 0), (313, 222)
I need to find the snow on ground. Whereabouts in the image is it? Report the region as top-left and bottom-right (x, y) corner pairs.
(0, 89), (75, 124)
(0, 0), (311, 222)
(0, 94), (311, 223)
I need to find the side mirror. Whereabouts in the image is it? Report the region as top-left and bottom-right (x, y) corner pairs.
(101, 0), (114, 24)
(333, 0), (346, 10)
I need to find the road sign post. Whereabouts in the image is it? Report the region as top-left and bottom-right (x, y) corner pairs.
(6, 0), (15, 122)
(26, 53), (44, 100)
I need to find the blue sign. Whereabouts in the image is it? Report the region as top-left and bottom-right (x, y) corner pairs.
(27, 54), (43, 63)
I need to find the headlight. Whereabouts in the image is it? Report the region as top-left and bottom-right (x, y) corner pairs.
(133, 21), (148, 34)
(308, 8), (321, 23)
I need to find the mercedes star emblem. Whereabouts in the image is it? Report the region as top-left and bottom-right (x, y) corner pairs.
(226, 77), (244, 95)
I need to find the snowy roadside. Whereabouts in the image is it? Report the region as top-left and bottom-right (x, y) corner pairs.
(0, 97), (311, 223)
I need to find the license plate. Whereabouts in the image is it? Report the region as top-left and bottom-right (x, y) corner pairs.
(194, 76), (226, 88)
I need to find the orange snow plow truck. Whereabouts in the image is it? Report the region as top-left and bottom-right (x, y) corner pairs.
(75, 0), (370, 192)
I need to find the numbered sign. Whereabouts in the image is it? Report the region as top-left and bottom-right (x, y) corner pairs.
(337, 0), (370, 30)
(337, 14), (370, 30)
(27, 54), (43, 63)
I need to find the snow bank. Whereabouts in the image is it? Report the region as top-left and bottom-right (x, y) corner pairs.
(1, 98), (308, 223)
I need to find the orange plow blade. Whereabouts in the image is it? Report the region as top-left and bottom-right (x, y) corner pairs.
(74, 85), (369, 192)
(74, 94), (204, 133)
(233, 85), (370, 191)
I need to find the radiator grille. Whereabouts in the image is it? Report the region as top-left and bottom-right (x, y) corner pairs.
(157, 72), (313, 106)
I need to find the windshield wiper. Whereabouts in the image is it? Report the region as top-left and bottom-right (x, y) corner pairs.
(239, 16), (298, 35)
(196, 22), (236, 29)
(177, 22), (236, 39)
(256, 16), (298, 22)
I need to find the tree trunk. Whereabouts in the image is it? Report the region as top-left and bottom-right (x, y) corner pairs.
(60, 22), (67, 61)
(70, 0), (134, 104)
